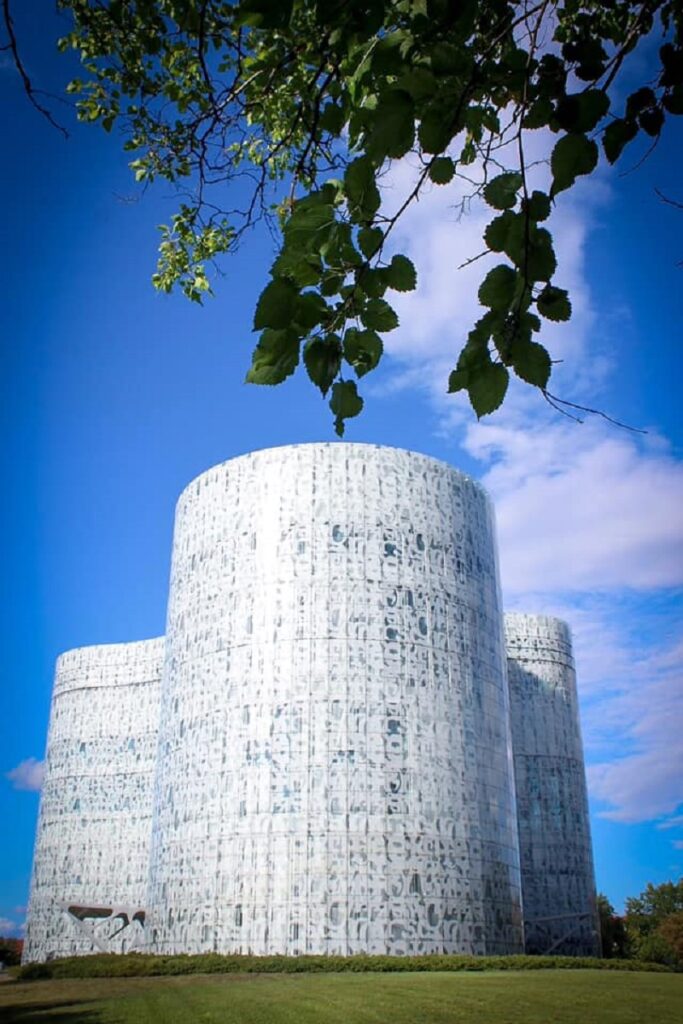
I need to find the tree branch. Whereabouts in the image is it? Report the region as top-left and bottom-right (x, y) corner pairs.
(2, 0), (68, 138)
(543, 390), (647, 433)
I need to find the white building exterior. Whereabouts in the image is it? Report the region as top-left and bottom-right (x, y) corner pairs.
(24, 639), (163, 960)
(23, 444), (598, 962)
(505, 614), (600, 956)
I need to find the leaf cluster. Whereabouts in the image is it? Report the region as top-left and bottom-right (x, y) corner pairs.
(55, 0), (683, 429)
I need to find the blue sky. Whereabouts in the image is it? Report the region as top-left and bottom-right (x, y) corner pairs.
(1, 5), (682, 937)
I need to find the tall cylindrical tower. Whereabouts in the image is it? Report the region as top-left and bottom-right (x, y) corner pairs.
(23, 639), (164, 963)
(147, 443), (523, 956)
(504, 614), (599, 956)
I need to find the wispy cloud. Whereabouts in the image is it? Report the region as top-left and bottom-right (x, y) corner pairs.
(658, 815), (683, 831)
(6, 757), (44, 792)
(584, 630), (683, 824)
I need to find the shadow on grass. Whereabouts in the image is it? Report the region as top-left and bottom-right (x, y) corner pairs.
(0, 1000), (106, 1024)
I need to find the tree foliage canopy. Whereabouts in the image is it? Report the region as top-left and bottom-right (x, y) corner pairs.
(28, 0), (683, 431)
(596, 893), (629, 959)
(625, 878), (683, 937)
(624, 878), (683, 966)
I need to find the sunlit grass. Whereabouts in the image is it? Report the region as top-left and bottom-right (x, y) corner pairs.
(1, 970), (682, 1024)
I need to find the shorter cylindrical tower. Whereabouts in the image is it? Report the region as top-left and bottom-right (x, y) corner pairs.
(505, 614), (599, 956)
(23, 639), (164, 963)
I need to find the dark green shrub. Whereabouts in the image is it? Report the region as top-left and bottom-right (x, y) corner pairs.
(17, 951), (672, 981)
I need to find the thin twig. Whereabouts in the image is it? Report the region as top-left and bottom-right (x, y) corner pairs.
(2, 0), (68, 137)
(458, 249), (490, 270)
(655, 187), (683, 211)
(542, 390), (585, 423)
(543, 390), (647, 433)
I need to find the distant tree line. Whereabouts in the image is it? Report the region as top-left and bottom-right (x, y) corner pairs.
(598, 878), (683, 966)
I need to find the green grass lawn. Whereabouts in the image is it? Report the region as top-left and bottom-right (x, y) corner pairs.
(1, 970), (681, 1024)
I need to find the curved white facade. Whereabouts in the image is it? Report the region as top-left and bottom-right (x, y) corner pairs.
(505, 614), (599, 956)
(147, 444), (523, 955)
(23, 639), (164, 963)
(24, 445), (598, 962)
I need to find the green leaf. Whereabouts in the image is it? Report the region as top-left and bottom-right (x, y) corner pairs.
(463, 311), (497, 355)
(253, 278), (299, 330)
(485, 214), (555, 282)
(385, 254), (417, 292)
(537, 54), (567, 98)
(320, 272), (344, 297)
(468, 362), (509, 418)
(293, 291), (328, 331)
(320, 222), (362, 268)
(418, 110), (453, 154)
(537, 285), (572, 322)
(330, 380), (364, 436)
(234, 0), (294, 28)
(303, 335), (342, 395)
(319, 102), (346, 135)
(485, 211), (521, 256)
(660, 42), (683, 88)
(246, 328), (300, 385)
(483, 173), (522, 211)
(523, 96), (554, 130)
(478, 265), (517, 309)
(361, 297), (399, 331)
(550, 134), (598, 197)
(429, 157), (455, 184)
(460, 139), (476, 165)
(430, 42), (464, 76)
(626, 88), (657, 119)
(525, 228), (557, 282)
(356, 267), (387, 298)
(447, 369), (469, 393)
(344, 156), (381, 223)
(448, 312), (496, 394)
(271, 247), (323, 288)
(357, 226), (384, 258)
(283, 200), (336, 246)
(663, 86), (683, 116)
(365, 90), (416, 162)
(397, 67), (438, 102)
(510, 340), (551, 387)
(491, 309), (537, 362)
(523, 191), (551, 222)
(602, 118), (638, 164)
(344, 328), (383, 377)
(555, 90), (610, 134)
(639, 107), (664, 137)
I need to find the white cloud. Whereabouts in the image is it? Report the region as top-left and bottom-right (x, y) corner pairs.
(471, 422), (683, 593)
(589, 749), (683, 827)
(0, 917), (19, 936)
(6, 757), (44, 792)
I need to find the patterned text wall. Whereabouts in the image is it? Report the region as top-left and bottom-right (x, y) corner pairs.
(147, 444), (524, 955)
(505, 614), (599, 956)
(23, 639), (163, 962)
